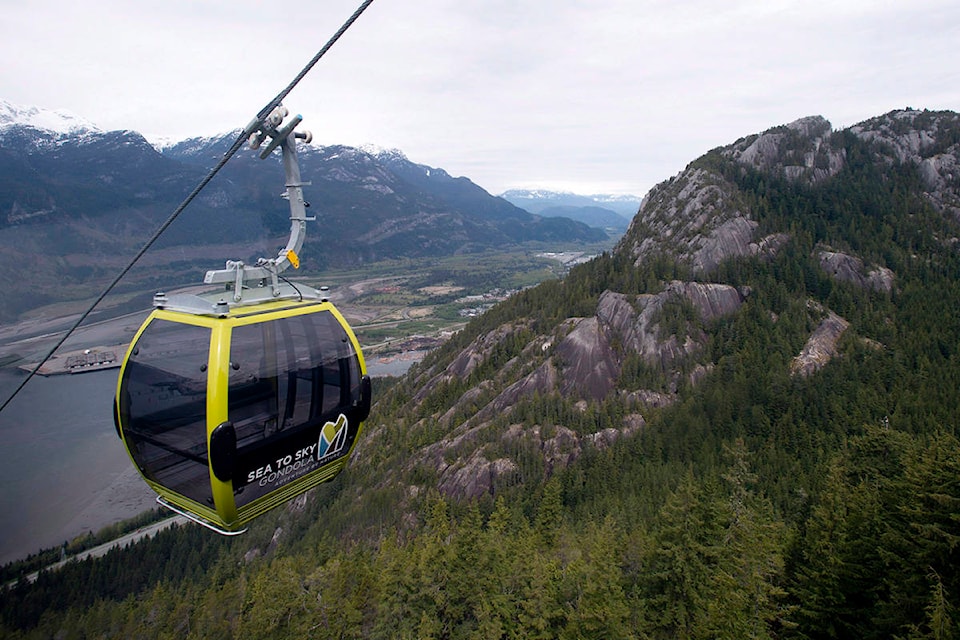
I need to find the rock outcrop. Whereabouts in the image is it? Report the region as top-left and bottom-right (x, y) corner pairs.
(422, 418), (644, 500)
(790, 308), (850, 377)
(480, 281), (747, 410)
(620, 110), (960, 280)
(621, 168), (760, 274)
(398, 108), (960, 503)
(554, 317), (620, 399)
(849, 109), (960, 222)
(817, 250), (895, 293)
(725, 115), (845, 184)
(618, 161), (797, 276)
(413, 320), (532, 402)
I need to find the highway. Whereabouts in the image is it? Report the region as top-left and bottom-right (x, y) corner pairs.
(20, 515), (187, 584)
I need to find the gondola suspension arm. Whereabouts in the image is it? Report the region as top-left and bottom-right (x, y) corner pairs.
(202, 108), (315, 303)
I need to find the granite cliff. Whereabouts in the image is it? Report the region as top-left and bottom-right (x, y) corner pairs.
(378, 108), (960, 500)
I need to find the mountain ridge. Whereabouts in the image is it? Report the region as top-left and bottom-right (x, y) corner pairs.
(0, 103), (606, 320)
(0, 98), (101, 135)
(377, 106), (960, 502)
(500, 188), (638, 230)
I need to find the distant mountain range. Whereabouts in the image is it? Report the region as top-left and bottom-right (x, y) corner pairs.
(0, 99), (606, 320)
(0, 99), (99, 134)
(500, 189), (639, 231)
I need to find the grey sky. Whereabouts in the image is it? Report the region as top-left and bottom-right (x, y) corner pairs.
(2, 0), (958, 197)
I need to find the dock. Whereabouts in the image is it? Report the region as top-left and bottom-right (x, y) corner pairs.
(20, 346), (122, 376)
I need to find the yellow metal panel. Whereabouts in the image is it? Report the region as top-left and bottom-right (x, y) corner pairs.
(207, 320), (238, 527)
(228, 299), (328, 325)
(326, 302), (368, 375)
(151, 307), (221, 328)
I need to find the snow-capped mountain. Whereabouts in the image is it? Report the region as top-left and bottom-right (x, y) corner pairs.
(0, 98), (100, 134)
(499, 189), (640, 231)
(0, 102), (606, 320)
(500, 188), (641, 218)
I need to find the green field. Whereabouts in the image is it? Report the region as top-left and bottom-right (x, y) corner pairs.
(0, 243), (614, 375)
(294, 244), (613, 355)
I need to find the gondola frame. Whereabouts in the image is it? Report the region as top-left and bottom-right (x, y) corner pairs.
(114, 298), (370, 533)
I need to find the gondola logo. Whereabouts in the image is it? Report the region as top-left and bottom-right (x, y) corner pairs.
(317, 413), (349, 461)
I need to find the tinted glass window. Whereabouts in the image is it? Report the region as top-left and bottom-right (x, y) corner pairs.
(228, 311), (361, 507)
(119, 320), (213, 506)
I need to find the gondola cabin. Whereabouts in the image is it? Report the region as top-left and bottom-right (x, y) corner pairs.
(114, 298), (371, 534)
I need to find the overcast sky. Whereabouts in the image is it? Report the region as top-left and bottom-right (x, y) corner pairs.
(3, 0), (959, 197)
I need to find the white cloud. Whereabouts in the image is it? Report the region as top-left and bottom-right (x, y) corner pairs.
(2, 0), (959, 196)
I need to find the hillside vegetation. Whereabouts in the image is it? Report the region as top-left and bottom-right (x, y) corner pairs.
(3, 109), (960, 639)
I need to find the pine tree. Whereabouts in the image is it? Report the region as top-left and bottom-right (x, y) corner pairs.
(641, 472), (724, 639)
(704, 439), (793, 639)
(560, 516), (634, 640)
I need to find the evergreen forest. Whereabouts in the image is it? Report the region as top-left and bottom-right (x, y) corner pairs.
(3, 110), (960, 639)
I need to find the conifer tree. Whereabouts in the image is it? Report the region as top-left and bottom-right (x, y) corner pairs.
(641, 472), (724, 639)
(705, 439), (793, 638)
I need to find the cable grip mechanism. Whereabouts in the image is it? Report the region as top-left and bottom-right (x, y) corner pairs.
(184, 105), (319, 310)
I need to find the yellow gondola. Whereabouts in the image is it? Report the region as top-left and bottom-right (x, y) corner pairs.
(113, 107), (371, 534)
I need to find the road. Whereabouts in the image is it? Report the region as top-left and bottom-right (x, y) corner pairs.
(20, 515), (188, 584)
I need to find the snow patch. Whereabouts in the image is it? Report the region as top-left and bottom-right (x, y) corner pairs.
(358, 143), (407, 161)
(0, 98), (100, 134)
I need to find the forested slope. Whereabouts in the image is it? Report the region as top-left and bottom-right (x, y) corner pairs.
(3, 108), (960, 639)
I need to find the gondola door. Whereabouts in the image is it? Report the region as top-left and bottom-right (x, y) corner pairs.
(210, 304), (370, 526)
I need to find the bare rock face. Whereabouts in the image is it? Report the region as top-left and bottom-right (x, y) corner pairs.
(469, 282), (746, 414)
(622, 118), (836, 274)
(664, 281), (747, 322)
(412, 321), (531, 405)
(752, 233), (791, 260)
(725, 115), (845, 184)
(623, 389), (676, 408)
(692, 216), (759, 273)
(918, 153), (960, 222)
(619, 165), (796, 276)
(423, 416), (644, 500)
(790, 309), (850, 377)
(623, 168), (760, 275)
(849, 109), (960, 222)
(818, 250), (894, 293)
(597, 282), (745, 366)
(596, 290), (697, 371)
(474, 357), (560, 423)
(473, 317), (615, 416)
(553, 317), (620, 400)
(436, 450), (518, 500)
(539, 425), (583, 475)
(620, 110), (960, 278)
(445, 321), (527, 379)
(850, 110), (949, 164)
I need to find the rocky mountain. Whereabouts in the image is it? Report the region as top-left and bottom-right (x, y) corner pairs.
(0, 103), (605, 320)
(369, 107), (960, 500)
(619, 111), (960, 274)
(539, 204), (630, 232)
(500, 189), (636, 231)
(501, 188), (641, 216)
(300, 107), (960, 636)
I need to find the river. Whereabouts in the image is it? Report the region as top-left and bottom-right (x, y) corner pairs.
(0, 368), (154, 565)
